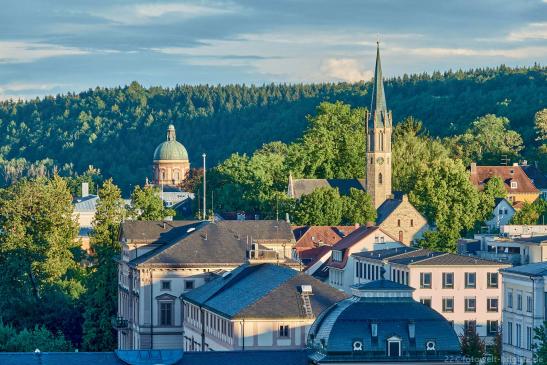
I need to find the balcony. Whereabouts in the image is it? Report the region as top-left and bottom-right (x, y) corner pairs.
(248, 249), (280, 262)
(112, 316), (129, 330)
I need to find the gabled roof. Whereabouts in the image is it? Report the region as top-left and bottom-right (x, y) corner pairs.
(376, 194), (427, 225)
(183, 263), (348, 319)
(292, 225), (358, 251)
(289, 178), (365, 199)
(126, 220), (296, 268)
(469, 164), (539, 194)
(494, 197), (514, 209)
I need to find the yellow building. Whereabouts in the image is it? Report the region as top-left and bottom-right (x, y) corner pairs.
(153, 124), (190, 186)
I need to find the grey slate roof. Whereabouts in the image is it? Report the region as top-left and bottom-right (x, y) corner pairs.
(521, 165), (547, 189)
(408, 252), (507, 266)
(353, 246), (417, 261)
(375, 198), (402, 224)
(352, 279), (414, 291)
(127, 220), (295, 268)
(501, 262), (547, 276)
(73, 195), (99, 212)
(291, 178), (366, 199)
(0, 350), (309, 365)
(183, 263), (348, 319)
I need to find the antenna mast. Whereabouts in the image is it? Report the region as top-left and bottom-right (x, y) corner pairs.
(202, 153), (207, 220)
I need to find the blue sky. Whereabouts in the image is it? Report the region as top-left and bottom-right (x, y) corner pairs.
(1, 0), (546, 100)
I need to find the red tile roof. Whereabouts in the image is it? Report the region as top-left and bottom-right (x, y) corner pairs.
(469, 164), (539, 195)
(292, 225), (359, 252)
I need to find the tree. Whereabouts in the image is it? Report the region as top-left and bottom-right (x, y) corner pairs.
(533, 321), (547, 364)
(82, 179), (125, 351)
(448, 114), (524, 165)
(511, 200), (547, 225)
(292, 187), (344, 226)
(392, 117), (449, 193)
(342, 188), (377, 225)
(483, 176), (507, 199)
(0, 176), (84, 344)
(486, 330), (502, 365)
(410, 158), (483, 252)
(0, 322), (73, 352)
(460, 327), (485, 365)
(535, 109), (547, 142)
(130, 185), (175, 220)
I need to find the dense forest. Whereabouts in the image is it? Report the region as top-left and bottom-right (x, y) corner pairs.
(0, 65), (545, 194)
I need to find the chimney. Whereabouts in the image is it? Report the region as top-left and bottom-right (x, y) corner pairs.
(470, 163), (477, 175)
(365, 221), (374, 228)
(81, 182), (89, 197)
(355, 223), (360, 229)
(522, 160), (528, 166)
(402, 194), (408, 202)
(512, 162), (518, 167)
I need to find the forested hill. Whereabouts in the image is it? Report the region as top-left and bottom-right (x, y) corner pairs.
(0, 65), (545, 192)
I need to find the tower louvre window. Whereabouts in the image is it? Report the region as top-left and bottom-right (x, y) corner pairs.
(379, 173), (383, 184)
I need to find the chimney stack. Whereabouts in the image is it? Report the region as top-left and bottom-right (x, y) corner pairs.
(81, 182), (89, 197)
(470, 162), (477, 175)
(365, 221), (374, 228)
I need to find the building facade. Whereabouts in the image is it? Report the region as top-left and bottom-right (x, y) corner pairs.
(501, 262), (547, 365)
(351, 247), (510, 341)
(153, 124), (190, 186)
(376, 194), (429, 244)
(327, 224), (404, 292)
(182, 263), (347, 352)
(485, 198), (516, 233)
(116, 220), (298, 350)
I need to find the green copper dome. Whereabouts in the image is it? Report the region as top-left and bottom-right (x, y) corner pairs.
(153, 125), (189, 161)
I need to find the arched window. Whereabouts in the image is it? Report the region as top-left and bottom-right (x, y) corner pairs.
(378, 173), (383, 184)
(174, 170), (180, 181)
(161, 169), (166, 180)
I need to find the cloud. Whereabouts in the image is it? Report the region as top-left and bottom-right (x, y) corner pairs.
(0, 82), (69, 101)
(93, 1), (242, 25)
(390, 46), (547, 59)
(0, 41), (88, 64)
(321, 58), (373, 82)
(507, 22), (547, 41)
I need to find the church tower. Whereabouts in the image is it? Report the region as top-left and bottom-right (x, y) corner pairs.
(366, 42), (392, 208)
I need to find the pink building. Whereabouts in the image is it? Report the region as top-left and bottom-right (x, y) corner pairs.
(351, 247), (510, 342)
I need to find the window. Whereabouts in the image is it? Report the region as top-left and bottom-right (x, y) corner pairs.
(487, 297), (499, 312)
(487, 320), (498, 335)
(161, 280), (171, 291)
(487, 273), (498, 288)
(526, 326), (533, 350)
(410, 219), (414, 227)
(397, 219), (401, 227)
(332, 250), (343, 262)
(516, 323), (522, 348)
(387, 337), (401, 357)
(420, 298), (432, 307)
(159, 302), (173, 326)
(526, 296), (533, 313)
(517, 294), (522, 311)
(442, 272), (454, 289)
(420, 272), (432, 288)
(507, 322), (513, 345)
(464, 320), (477, 333)
(278, 325), (289, 338)
(511, 181), (517, 189)
(499, 209), (504, 215)
(465, 297), (476, 312)
(465, 272), (476, 288)
(185, 280), (195, 290)
(442, 297), (454, 312)
(378, 173), (383, 184)
(507, 290), (513, 308)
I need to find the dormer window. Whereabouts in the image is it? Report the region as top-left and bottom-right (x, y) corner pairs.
(332, 250), (343, 262)
(510, 181), (517, 189)
(387, 336), (402, 357)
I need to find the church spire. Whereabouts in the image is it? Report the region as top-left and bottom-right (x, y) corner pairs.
(369, 42), (390, 129)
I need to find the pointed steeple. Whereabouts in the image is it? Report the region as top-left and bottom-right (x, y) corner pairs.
(369, 42), (390, 129)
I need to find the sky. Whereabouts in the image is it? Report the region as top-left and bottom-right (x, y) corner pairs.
(1, 0), (546, 100)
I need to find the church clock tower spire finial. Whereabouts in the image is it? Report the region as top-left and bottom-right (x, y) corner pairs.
(366, 42), (392, 209)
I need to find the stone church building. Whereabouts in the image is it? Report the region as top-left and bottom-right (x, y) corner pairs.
(287, 44), (428, 245)
(153, 124), (190, 186)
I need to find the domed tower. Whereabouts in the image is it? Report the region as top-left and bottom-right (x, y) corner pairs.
(307, 280), (462, 363)
(152, 124), (190, 186)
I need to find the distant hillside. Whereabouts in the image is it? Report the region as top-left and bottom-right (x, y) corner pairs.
(0, 65), (545, 192)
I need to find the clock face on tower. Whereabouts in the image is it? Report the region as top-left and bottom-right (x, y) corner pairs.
(376, 157), (384, 165)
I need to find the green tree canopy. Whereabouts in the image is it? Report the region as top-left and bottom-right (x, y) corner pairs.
(292, 187), (344, 226)
(483, 176), (507, 199)
(342, 188), (377, 225)
(82, 179), (125, 351)
(130, 185), (175, 220)
(533, 321), (547, 364)
(0, 322), (73, 352)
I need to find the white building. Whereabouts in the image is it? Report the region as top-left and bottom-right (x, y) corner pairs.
(351, 247), (510, 341)
(326, 224), (404, 292)
(501, 262), (547, 365)
(182, 263), (347, 351)
(116, 219), (299, 350)
(485, 198), (515, 233)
